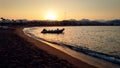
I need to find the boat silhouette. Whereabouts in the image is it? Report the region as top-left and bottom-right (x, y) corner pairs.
(41, 28), (65, 34)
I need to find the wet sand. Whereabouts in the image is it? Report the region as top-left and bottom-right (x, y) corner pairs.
(0, 26), (96, 68)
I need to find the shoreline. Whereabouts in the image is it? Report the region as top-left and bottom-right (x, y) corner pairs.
(15, 27), (97, 68)
(22, 26), (120, 68)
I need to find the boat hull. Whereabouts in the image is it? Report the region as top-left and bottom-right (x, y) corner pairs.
(41, 29), (64, 34)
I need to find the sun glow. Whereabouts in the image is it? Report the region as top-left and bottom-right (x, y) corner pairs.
(45, 12), (57, 20)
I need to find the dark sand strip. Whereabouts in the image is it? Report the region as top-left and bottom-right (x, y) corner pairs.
(0, 28), (75, 68)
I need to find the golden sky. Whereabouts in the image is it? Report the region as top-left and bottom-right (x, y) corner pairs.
(0, 0), (120, 20)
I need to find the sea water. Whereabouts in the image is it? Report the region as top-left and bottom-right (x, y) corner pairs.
(24, 26), (120, 64)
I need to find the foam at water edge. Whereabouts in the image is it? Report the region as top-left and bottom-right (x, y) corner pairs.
(39, 38), (120, 65)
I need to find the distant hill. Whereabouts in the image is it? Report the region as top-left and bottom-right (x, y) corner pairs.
(0, 18), (120, 26)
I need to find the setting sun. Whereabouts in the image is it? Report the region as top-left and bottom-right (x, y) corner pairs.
(45, 12), (57, 20)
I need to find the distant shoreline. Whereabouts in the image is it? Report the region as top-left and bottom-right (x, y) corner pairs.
(0, 18), (120, 26)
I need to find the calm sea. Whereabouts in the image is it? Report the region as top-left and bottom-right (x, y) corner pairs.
(24, 26), (120, 63)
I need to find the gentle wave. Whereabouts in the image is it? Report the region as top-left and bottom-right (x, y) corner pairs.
(24, 29), (120, 65)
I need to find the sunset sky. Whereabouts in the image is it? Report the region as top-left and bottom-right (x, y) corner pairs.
(0, 0), (120, 20)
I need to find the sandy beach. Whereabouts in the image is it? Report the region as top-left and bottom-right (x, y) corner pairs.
(0, 26), (96, 68)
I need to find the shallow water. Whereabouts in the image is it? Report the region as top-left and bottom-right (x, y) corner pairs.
(24, 26), (120, 63)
